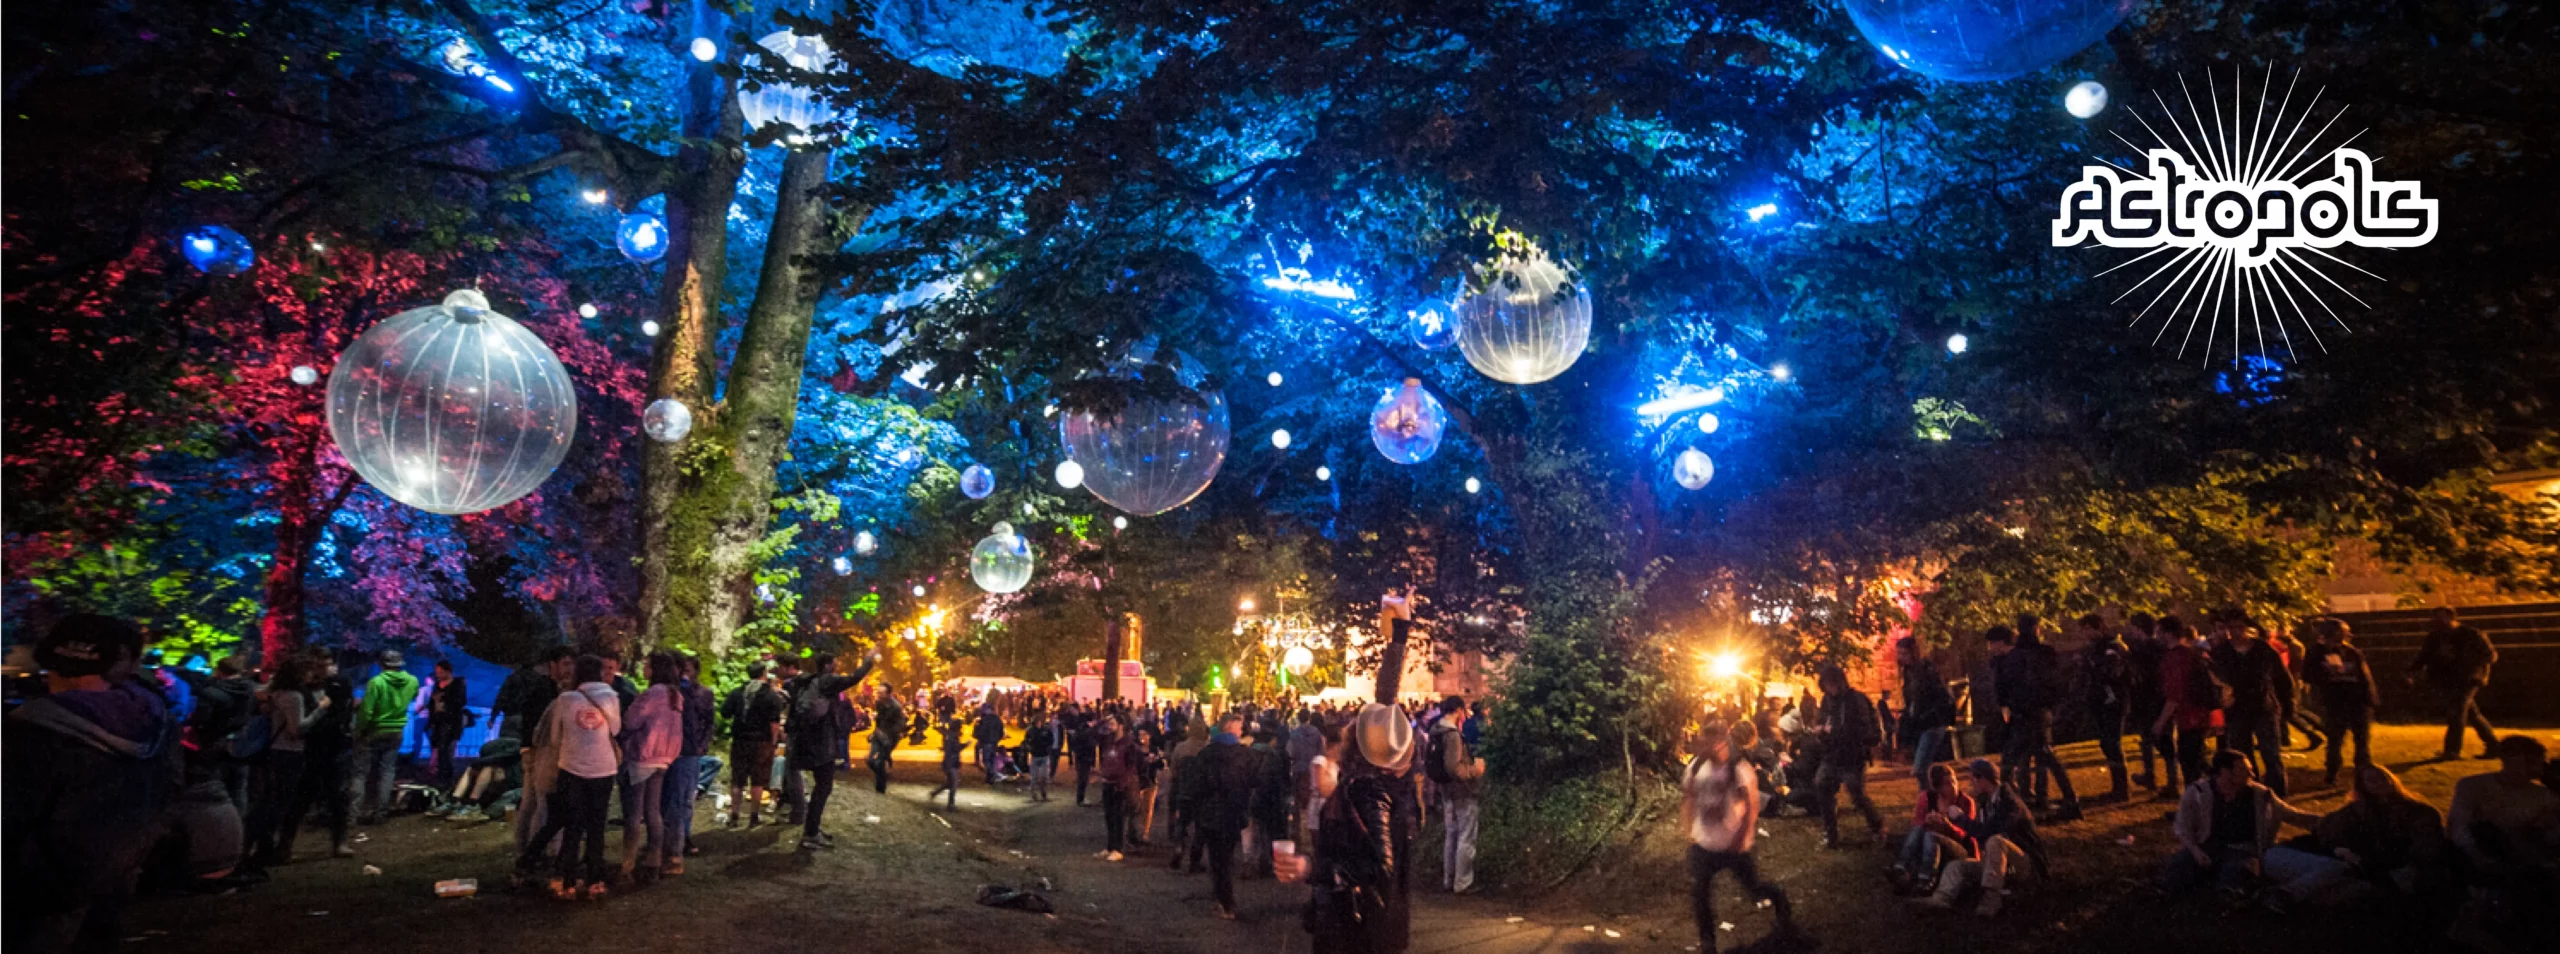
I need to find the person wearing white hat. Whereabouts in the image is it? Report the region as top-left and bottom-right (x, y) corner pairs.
(1304, 703), (1419, 952)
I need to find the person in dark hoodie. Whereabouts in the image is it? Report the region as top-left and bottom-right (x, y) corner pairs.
(5, 614), (182, 954)
(1988, 619), (2081, 820)
(1191, 712), (1262, 919)
(1895, 637), (1957, 780)
(787, 651), (878, 851)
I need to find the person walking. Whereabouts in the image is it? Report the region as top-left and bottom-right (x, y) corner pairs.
(1068, 705), (1100, 807)
(788, 652), (879, 850)
(1191, 712), (1260, 918)
(1895, 637), (1957, 780)
(517, 655), (621, 901)
(1426, 697), (1487, 893)
(1989, 619), (2081, 820)
(927, 706), (967, 811)
(1130, 723), (1166, 845)
(1812, 664), (1887, 847)
(1675, 717), (1796, 953)
(617, 652), (684, 883)
(349, 650), (421, 824)
(424, 659), (471, 785)
(2404, 606), (2499, 761)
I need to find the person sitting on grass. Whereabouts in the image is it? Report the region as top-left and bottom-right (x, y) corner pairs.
(2444, 734), (2559, 951)
(2162, 750), (2320, 904)
(2260, 765), (2446, 913)
(1922, 758), (2047, 916)
(1890, 762), (1974, 895)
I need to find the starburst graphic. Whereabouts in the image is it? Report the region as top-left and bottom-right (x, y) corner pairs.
(2052, 65), (2439, 366)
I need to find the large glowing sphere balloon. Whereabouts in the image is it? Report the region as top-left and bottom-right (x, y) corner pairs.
(617, 213), (668, 263)
(1457, 251), (1590, 385)
(960, 463), (996, 499)
(1408, 306), (1459, 350)
(1282, 645), (1315, 674)
(1057, 345), (1229, 516)
(970, 522), (1036, 594)
(739, 30), (844, 146)
(178, 226), (256, 275)
(1369, 378), (1447, 465)
(1841, 0), (2137, 82)
(1673, 448), (1716, 490)
(327, 290), (578, 515)
(642, 398), (693, 443)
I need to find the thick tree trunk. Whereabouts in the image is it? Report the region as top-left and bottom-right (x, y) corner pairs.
(257, 434), (355, 663)
(638, 64), (745, 652)
(650, 147), (851, 657)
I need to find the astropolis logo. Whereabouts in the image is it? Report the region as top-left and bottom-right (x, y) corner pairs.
(2052, 66), (2437, 361)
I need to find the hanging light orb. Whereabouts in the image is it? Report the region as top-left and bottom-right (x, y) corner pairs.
(1408, 306), (1459, 350)
(1054, 459), (1085, 489)
(911, 584), (927, 598)
(1673, 448), (1716, 490)
(1946, 333), (1970, 355)
(2065, 80), (2109, 118)
(854, 530), (878, 555)
(1315, 465), (1332, 482)
(1770, 363), (1792, 382)
(1841, 0), (2136, 82)
(1282, 645), (1315, 674)
(960, 463), (996, 499)
(1266, 372), (1284, 387)
(1369, 378), (1447, 465)
(289, 365), (320, 387)
(617, 213), (668, 263)
(688, 37), (718, 62)
(580, 188), (610, 205)
(1457, 249), (1590, 385)
(1112, 515), (1129, 530)
(326, 290), (578, 515)
(1464, 477), (1482, 494)
(578, 303), (599, 319)
(739, 30), (845, 147)
(1697, 412), (1720, 435)
(1057, 344), (1229, 516)
(831, 555), (852, 576)
(970, 522), (1036, 594)
(640, 320), (662, 337)
(642, 398), (694, 443)
(177, 225), (256, 275)
(1270, 429), (1292, 450)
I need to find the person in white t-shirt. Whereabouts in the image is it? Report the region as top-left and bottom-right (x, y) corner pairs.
(1680, 718), (1798, 954)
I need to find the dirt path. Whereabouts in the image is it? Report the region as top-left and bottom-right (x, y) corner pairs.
(121, 724), (2543, 954)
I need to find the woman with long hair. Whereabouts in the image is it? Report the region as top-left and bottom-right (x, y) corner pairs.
(518, 655), (621, 900)
(244, 653), (331, 866)
(2262, 764), (2447, 911)
(1130, 723), (1166, 847)
(619, 651), (684, 881)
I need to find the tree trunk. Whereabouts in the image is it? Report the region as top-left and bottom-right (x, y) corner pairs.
(638, 64), (745, 653)
(257, 433), (355, 663)
(650, 147), (851, 657)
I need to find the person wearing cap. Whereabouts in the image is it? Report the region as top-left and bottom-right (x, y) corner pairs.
(350, 649), (421, 824)
(5, 614), (183, 953)
(1305, 702), (1422, 950)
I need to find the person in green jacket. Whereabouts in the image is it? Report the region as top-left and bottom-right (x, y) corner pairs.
(350, 650), (421, 824)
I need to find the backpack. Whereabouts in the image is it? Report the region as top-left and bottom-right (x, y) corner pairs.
(1424, 725), (1460, 785)
(791, 679), (833, 724)
(2183, 647), (2232, 710)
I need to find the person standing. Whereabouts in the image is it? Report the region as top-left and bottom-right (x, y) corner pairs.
(4, 615), (183, 954)
(618, 652), (683, 883)
(728, 662), (784, 826)
(664, 653), (715, 870)
(517, 655), (620, 900)
(2077, 615), (2135, 803)
(788, 651), (878, 850)
(1812, 664), (1886, 848)
(244, 654), (330, 867)
(1165, 720), (1210, 870)
(349, 650), (421, 824)
(1303, 703), (1423, 947)
(974, 703), (1007, 785)
(1989, 619), (2080, 820)
(2153, 617), (2223, 796)
(493, 648), (570, 743)
(1068, 705), (1100, 807)
(1191, 713), (1260, 918)
(2299, 618), (2378, 785)
(1024, 706), (1060, 803)
(1894, 637), (1956, 779)
(927, 705), (967, 811)
(1426, 697), (1487, 893)
(2405, 606), (2499, 761)
(422, 659), (471, 785)
(867, 683), (906, 795)
(1094, 717), (1138, 858)
(511, 650), (575, 859)
(1674, 718), (1796, 953)
(1130, 723), (1166, 846)
(2123, 613), (2170, 790)
(2210, 618), (2296, 797)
